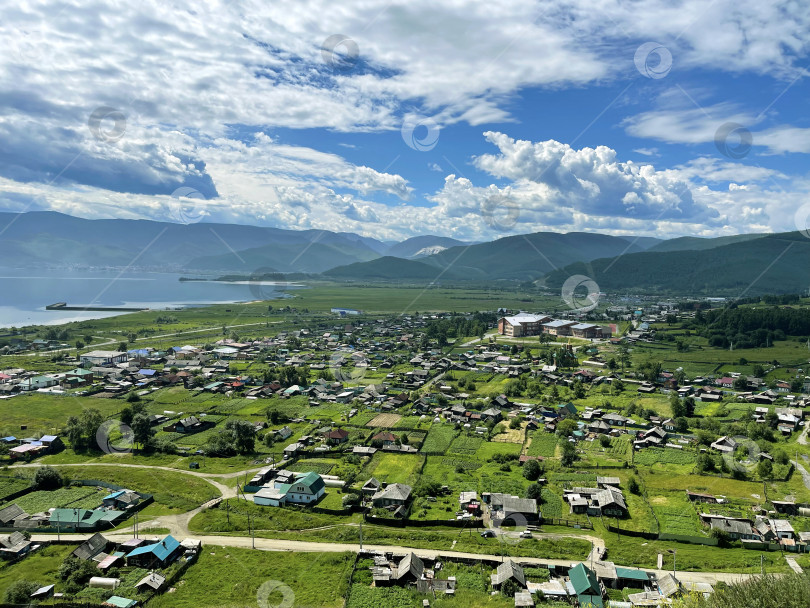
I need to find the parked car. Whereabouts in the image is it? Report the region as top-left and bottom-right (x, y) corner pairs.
(519, 531), (533, 538)
(480, 530), (495, 538)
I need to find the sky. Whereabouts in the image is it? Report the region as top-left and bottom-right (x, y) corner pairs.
(2, 0), (810, 242)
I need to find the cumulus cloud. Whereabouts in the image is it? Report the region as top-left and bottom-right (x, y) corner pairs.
(471, 132), (717, 222)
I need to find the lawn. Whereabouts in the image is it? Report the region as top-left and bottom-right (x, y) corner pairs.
(648, 492), (706, 537)
(0, 544), (73, 600)
(421, 425), (458, 453)
(475, 441), (522, 461)
(10, 486), (104, 513)
(287, 458), (336, 476)
(363, 452), (423, 485)
(527, 432), (559, 458)
(149, 547), (353, 608)
(20, 465), (222, 514)
(0, 477), (32, 502)
(448, 434), (484, 455)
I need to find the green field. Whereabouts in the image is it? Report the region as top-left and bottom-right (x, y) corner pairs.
(421, 425), (458, 453)
(9, 486), (103, 513)
(363, 452), (424, 485)
(149, 547), (353, 608)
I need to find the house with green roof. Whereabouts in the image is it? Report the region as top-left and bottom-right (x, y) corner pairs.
(253, 471), (326, 507)
(49, 508), (124, 531)
(568, 563), (603, 608)
(101, 595), (137, 608)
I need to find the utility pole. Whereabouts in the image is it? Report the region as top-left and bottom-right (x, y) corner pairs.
(761, 553), (764, 576)
(359, 519), (363, 552)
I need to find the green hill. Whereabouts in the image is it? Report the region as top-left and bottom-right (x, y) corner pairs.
(647, 233), (767, 253)
(545, 232), (810, 295)
(323, 256), (469, 280)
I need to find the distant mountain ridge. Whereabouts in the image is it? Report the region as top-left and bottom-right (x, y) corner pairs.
(544, 232), (810, 295)
(0, 211), (788, 295)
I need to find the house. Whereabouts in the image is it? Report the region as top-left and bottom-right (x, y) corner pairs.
(62, 368), (95, 388)
(488, 493), (539, 525)
(0, 531), (31, 559)
(571, 323), (604, 339)
(163, 416), (213, 434)
(568, 563), (603, 608)
(0, 504), (26, 527)
(102, 490), (140, 510)
(324, 428), (350, 445)
(372, 431), (397, 448)
(542, 319), (577, 336)
(393, 552), (424, 584)
(50, 508), (125, 531)
(283, 442), (304, 457)
(135, 572), (166, 593)
(274, 426), (293, 440)
(491, 559), (526, 588)
(361, 477), (382, 496)
(253, 472), (326, 507)
(498, 314), (551, 337)
(710, 517), (756, 540)
(126, 535), (183, 569)
(711, 436), (737, 453)
(72, 533), (109, 560)
(80, 350), (128, 368)
(372, 483), (412, 509)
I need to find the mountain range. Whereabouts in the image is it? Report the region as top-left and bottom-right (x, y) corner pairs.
(0, 211), (805, 295)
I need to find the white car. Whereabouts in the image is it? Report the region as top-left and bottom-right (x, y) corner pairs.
(519, 531), (533, 538)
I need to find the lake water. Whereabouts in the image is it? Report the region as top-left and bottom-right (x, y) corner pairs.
(0, 268), (298, 328)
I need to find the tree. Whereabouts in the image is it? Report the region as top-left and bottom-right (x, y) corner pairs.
(118, 341), (128, 352)
(560, 441), (577, 467)
(65, 415), (85, 451)
(34, 466), (63, 490)
(342, 493), (361, 508)
(757, 458), (773, 479)
(599, 434), (611, 448)
(80, 408), (103, 450)
(4, 580), (39, 603)
(670, 393), (686, 418)
(226, 419), (257, 455)
(126, 391), (141, 403)
(75, 339), (84, 351)
(523, 459), (542, 481)
(556, 419), (577, 437)
(501, 578), (519, 598)
(526, 483), (543, 501)
(628, 477), (640, 495)
(675, 417), (689, 433)
(132, 412), (154, 448)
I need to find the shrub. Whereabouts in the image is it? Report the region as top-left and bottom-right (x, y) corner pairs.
(34, 465), (63, 490)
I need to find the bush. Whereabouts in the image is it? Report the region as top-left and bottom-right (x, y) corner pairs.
(34, 465), (63, 490)
(628, 477), (640, 495)
(4, 581), (39, 604)
(599, 435), (611, 448)
(523, 459), (542, 481)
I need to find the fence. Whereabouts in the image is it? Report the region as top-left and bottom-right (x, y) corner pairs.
(363, 514), (484, 529)
(658, 532), (718, 546)
(540, 517), (593, 530)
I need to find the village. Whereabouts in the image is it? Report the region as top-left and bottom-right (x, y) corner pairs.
(0, 302), (809, 606)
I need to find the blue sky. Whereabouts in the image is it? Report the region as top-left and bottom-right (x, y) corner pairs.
(1, 0), (810, 242)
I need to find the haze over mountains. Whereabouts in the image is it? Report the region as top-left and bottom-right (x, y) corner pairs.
(1, 211), (806, 295)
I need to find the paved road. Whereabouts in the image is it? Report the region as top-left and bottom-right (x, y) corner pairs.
(29, 531), (755, 585)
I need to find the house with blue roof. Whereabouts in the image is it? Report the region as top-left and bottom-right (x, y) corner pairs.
(126, 535), (183, 569)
